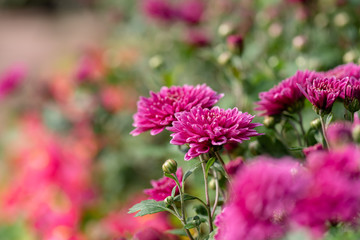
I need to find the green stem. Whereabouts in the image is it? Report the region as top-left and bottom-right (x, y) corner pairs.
(211, 169), (220, 218)
(319, 115), (329, 149)
(297, 112), (308, 146)
(199, 155), (214, 232)
(173, 174), (194, 240)
(214, 151), (230, 181)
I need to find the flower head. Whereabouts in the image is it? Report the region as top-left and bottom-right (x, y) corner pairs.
(130, 84), (223, 136)
(168, 107), (262, 160)
(302, 143), (323, 156)
(256, 71), (317, 116)
(224, 157), (243, 176)
(326, 121), (353, 149)
(178, 0), (205, 25)
(324, 63), (360, 80)
(294, 146), (360, 237)
(215, 158), (310, 240)
(0, 64), (26, 99)
(144, 168), (183, 201)
(297, 76), (346, 115)
(185, 29), (211, 48)
(142, 0), (177, 22)
(343, 77), (360, 112)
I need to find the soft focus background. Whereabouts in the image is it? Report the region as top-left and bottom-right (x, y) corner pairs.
(0, 0), (360, 239)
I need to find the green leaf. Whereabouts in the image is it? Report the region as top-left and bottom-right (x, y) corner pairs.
(173, 194), (197, 202)
(171, 185), (177, 197)
(325, 113), (334, 127)
(164, 172), (177, 182)
(205, 157), (216, 177)
(166, 228), (187, 236)
(128, 200), (169, 217)
(184, 222), (197, 229)
(182, 163), (201, 185)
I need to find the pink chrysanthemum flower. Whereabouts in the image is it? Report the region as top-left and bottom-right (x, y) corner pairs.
(324, 63), (360, 80)
(0, 64), (26, 99)
(303, 143), (323, 156)
(298, 76), (346, 115)
(294, 146), (360, 237)
(224, 157), (243, 176)
(142, 0), (177, 22)
(326, 121), (353, 149)
(178, 0), (205, 25)
(343, 76), (360, 112)
(215, 158), (310, 240)
(168, 107), (262, 160)
(130, 84), (223, 136)
(144, 168), (182, 201)
(255, 71), (317, 116)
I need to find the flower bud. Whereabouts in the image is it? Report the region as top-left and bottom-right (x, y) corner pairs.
(218, 22), (235, 37)
(162, 159), (178, 174)
(164, 196), (174, 206)
(263, 116), (276, 129)
(227, 34), (244, 54)
(148, 55), (164, 70)
(209, 178), (216, 190)
(292, 35), (307, 51)
(352, 125), (360, 143)
(345, 98), (360, 113)
(217, 52), (232, 66)
(249, 141), (261, 156)
(310, 118), (321, 130)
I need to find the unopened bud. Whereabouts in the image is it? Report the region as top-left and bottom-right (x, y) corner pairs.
(352, 125), (360, 143)
(209, 178), (216, 190)
(217, 52), (232, 66)
(310, 118), (321, 130)
(249, 141), (261, 156)
(149, 55), (164, 70)
(345, 98), (360, 113)
(164, 196), (174, 206)
(162, 159), (177, 174)
(263, 116), (276, 129)
(218, 22), (235, 37)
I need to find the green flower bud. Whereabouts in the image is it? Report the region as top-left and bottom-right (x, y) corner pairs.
(148, 55), (164, 70)
(263, 116), (276, 129)
(352, 125), (360, 144)
(164, 196), (174, 207)
(218, 22), (235, 37)
(310, 118), (321, 130)
(217, 52), (232, 66)
(209, 178), (216, 190)
(162, 159), (177, 174)
(345, 98), (360, 113)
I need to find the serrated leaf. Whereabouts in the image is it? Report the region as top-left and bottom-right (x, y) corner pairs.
(182, 163), (201, 185)
(128, 200), (169, 217)
(205, 157), (216, 177)
(173, 194), (197, 202)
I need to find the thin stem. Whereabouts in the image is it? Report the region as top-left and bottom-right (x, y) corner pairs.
(211, 169), (220, 218)
(173, 174), (195, 240)
(319, 115), (329, 149)
(297, 112), (308, 146)
(214, 151), (230, 181)
(351, 111), (355, 123)
(199, 155), (214, 232)
(288, 120), (303, 146)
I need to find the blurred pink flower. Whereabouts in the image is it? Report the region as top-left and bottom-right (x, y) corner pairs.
(144, 168), (183, 201)
(185, 29), (211, 48)
(100, 86), (125, 112)
(0, 64), (26, 99)
(225, 157), (243, 176)
(227, 34), (244, 53)
(133, 227), (173, 240)
(142, 0), (177, 22)
(302, 143), (323, 156)
(130, 84), (223, 136)
(256, 71), (317, 116)
(168, 107), (262, 160)
(215, 158), (310, 240)
(294, 146), (360, 237)
(324, 63), (360, 80)
(178, 0), (205, 25)
(326, 121), (353, 149)
(297, 76), (346, 115)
